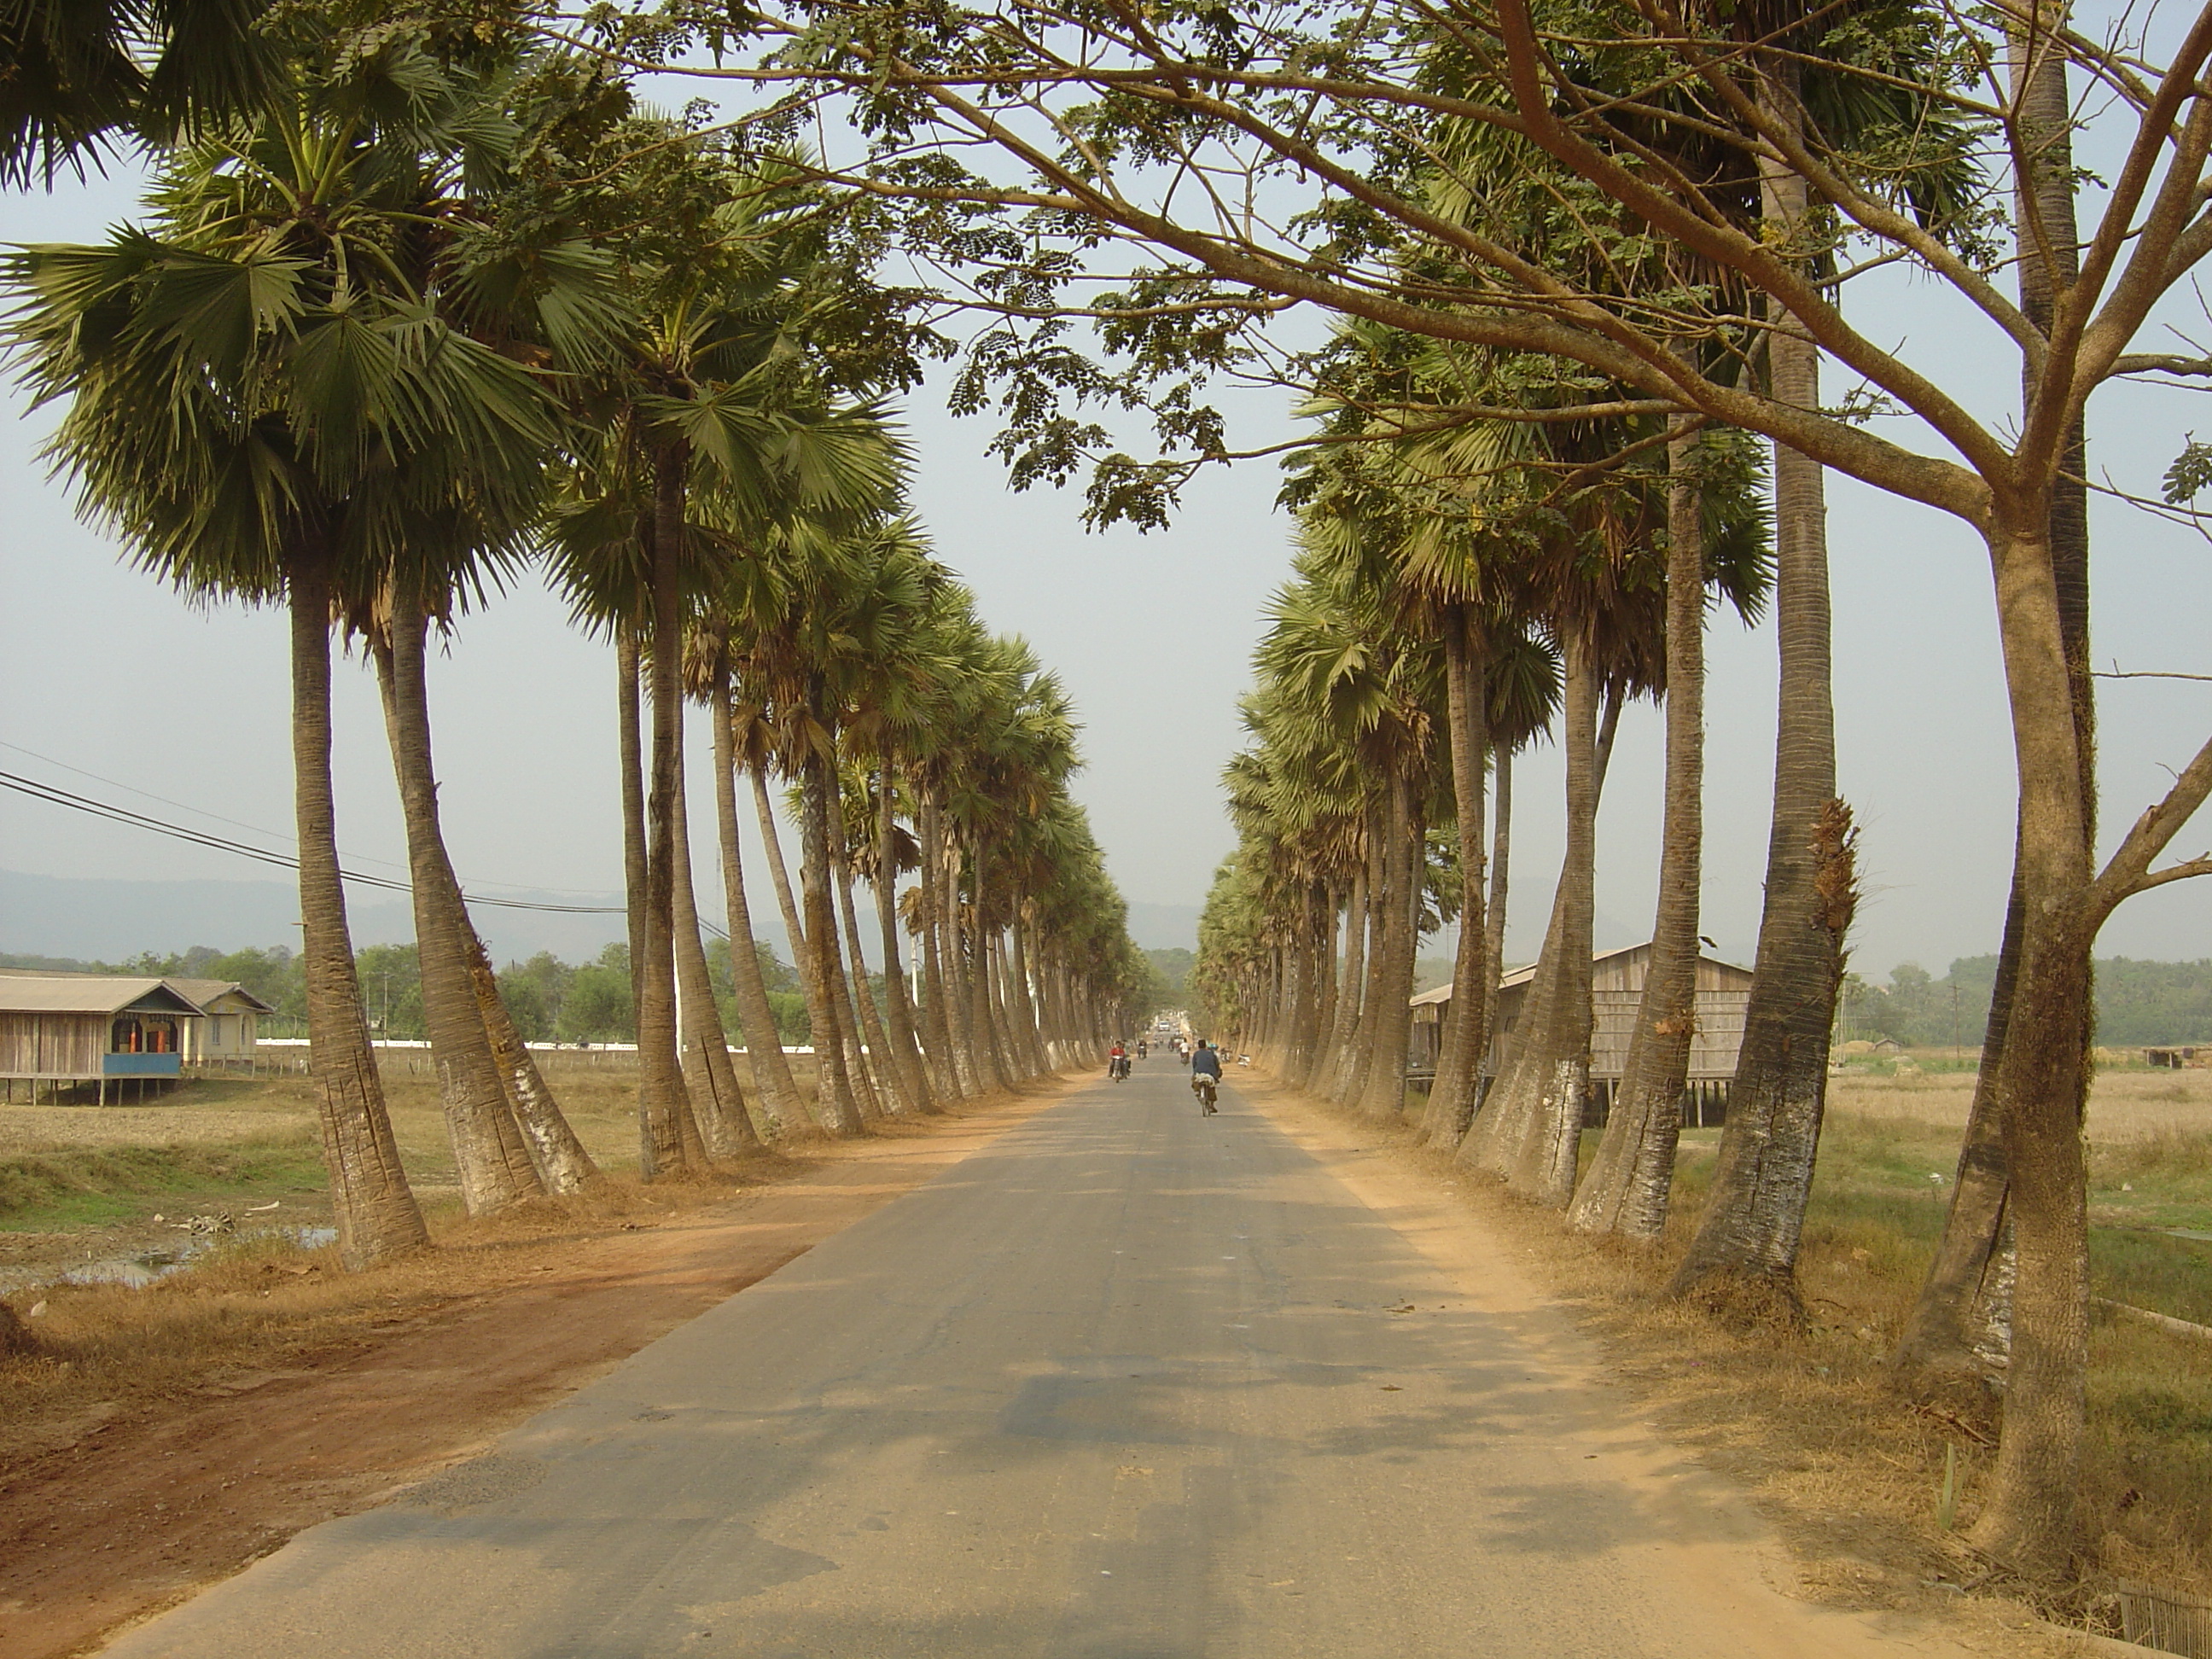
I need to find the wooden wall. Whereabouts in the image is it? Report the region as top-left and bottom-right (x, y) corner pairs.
(0, 1011), (106, 1080)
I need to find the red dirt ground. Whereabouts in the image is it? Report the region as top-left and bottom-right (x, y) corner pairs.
(0, 1088), (1068, 1659)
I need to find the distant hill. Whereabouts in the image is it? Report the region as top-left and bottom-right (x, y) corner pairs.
(1, 867), (627, 964)
(1844, 955), (2212, 1047)
(1, 867), (1179, 971)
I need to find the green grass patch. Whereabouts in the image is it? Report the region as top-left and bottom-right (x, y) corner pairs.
(2090, 1227), (2212, 1326)
(2091, 1130), (2212, 1233)
(0, 1138), (328, 1231)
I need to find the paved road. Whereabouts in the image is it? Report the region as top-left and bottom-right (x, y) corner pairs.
(102, 1061), (1949, 1659)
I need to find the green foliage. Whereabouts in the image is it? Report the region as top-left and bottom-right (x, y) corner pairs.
(3, 946), (310, 1027)
(706, 937), (812, 1045)
(0, 1133), (326, 1231)
(1842, 958), (2212, 1048)
(353, 943), (423, 1038)
(555, 942), (635, 1045)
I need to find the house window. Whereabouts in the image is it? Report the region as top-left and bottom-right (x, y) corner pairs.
(113, 1017), (142, 1053)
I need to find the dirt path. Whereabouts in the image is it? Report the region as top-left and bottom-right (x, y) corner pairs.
(0, 1087), (1071, 1659)
(1240, 1080), (2127, 1659)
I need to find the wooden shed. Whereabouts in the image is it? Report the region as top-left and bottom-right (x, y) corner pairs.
(1408, 942), (1754, 1125)
(169, 978), (276, 1067)
(0, 975), (207, 1103)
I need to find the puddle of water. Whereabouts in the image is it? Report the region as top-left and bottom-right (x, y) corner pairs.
(1, 1224), (340, 1295)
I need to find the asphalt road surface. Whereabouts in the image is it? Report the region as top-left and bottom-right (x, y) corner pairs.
(101, 1061), (1956, 1659)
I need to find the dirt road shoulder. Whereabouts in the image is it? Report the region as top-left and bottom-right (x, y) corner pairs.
(0, 1083), (1077, 1659)
(1240, 1078), (2125, 1659)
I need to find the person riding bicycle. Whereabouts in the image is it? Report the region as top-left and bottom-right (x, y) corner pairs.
(1189, 1039), (1222, 1115)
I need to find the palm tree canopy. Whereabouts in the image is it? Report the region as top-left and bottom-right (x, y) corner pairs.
(0, 0), (281, 186)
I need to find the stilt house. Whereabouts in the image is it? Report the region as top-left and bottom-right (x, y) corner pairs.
(1407, 942), (1754, 1125)
(0, 975), (207, 1103)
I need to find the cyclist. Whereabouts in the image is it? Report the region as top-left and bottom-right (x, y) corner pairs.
(1189, 1039), (1222, 1115)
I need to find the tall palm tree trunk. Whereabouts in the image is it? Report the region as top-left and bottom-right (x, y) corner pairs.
(621, 616), (693, 1179)
(874, 772), (938, 1111)
(290, 551), (427, 1269)
(914, 795), (962, 1097)
(833, 827), (911, 1115)
(1507, 643), (1599, 1206)
(381, 637), (591, 1191)
(1670, 73), (1849, 1305)
(751, 765), (810, 986)
(374, 601), (539, 1215)
(1335, 807), (1387, 1104)
(967, 870), (1013, 1092)
(709, 657), (806, 1136)
(940, 835), (987, 1094)
(1359, 769), (1422, 1119)
(998, 925), (1039, 1077)
(1425, 606), (1493, 1148)
(1001, 904), (1043, 1075)
(672, 765), (759, 1155)
(1323, 864), (1368, 1097)
(806, 760), (884, 1122)
(754, 763), (853, 1129)
(1572, 416), (1707, 1237)
(795, 746), (867, 1136)
(1308, 884), (1341, 1080)
(1464, 894), (1568, 1173)
(461, 927), (600, 1191)
(1487, 745), (1513, 1049)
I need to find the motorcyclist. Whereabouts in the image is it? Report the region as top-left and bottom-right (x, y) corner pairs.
(1189, 1039), (1223, 1115)
(1109, 1039), (1128, 1081)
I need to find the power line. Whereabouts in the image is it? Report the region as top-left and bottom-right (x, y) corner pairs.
(0, 737), (414, 877)
(0, 769), (626, 917)
(0, 738), (632, 900)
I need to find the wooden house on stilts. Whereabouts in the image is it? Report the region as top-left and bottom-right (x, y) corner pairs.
(1408, 942), (1753, 1126)
(0, 976), (207, 1103)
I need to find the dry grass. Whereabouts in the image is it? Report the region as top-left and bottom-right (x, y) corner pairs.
(0, 1165), (789, 1455)
(1831, 1064), (2212, 1142)
(0, 1055), (835, 1281)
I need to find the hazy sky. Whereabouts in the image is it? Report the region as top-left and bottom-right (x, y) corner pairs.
(5, 126), (2212, 981)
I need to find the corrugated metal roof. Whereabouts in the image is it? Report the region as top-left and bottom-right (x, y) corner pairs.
(1411, 944), (1749, 1005)
(166, 978), (278, 1015)
(0, 976), (207, 1016)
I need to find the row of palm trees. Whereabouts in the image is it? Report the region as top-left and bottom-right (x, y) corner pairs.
(4, 11), (1153, 1270)
(1194, 334), (1791, 1248)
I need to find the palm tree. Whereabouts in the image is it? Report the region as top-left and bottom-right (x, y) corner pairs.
(3, 49), (564, 1260)
(701, 617), (811, 1136)
(1570, 423), (1771, 1237)
(546, 140), (909, 1166)
(1, 0), (278, 185)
